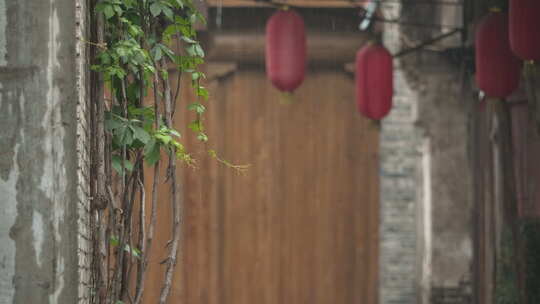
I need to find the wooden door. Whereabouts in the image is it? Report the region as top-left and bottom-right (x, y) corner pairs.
(178, 67), (380, 304)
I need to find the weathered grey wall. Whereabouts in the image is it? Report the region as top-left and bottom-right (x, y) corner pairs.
(379, 5), (423, 303)
(0, 0), (90, 303)
(412, 54), (474, 304)
(380, 3), (475, 304)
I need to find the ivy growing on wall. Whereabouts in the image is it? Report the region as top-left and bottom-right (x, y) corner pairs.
(93, 0), (209, 164)
(87, 1), (246, 303)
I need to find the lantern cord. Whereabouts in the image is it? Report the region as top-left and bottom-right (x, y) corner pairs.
(506, 100), (529, 106)
(253, 0), (463, 8)
(254, 0), (301, 8)
(360, 0), (463, 5)
(253, 0), (462, 29)
(393, 28), (462, 58)
(362, 14), (463, 30)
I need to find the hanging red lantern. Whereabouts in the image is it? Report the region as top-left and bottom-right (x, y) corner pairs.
(355, 43), (393, 120)
(265, 9), (306, 93)
(475, 11), (522, 99)
(509, 0), (540, 61)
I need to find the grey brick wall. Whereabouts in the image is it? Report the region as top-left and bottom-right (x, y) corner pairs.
(379, 5), (423, 302)
(379, 3), (475, 303)
(379, 68), (423, 304)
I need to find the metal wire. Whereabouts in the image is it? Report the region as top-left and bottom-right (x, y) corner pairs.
(250, 0), (466, 58)
(360, 0), (463, 5)
(362, 14), (463, 29)
(393, 28), (463, 57)
(252, 0), (463, 8)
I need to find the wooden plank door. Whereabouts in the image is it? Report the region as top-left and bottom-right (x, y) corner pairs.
(141, 67), (379, 304)
(179, 66), (379, 304)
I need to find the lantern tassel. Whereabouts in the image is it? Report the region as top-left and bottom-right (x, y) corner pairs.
(278, 92), (295, 105)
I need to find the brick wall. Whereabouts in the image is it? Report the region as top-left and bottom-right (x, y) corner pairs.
(379, 70), (423, 304)
(379, 3), (423, 302)
(431, 280), (473, 304)
(379, 3), (475, 304)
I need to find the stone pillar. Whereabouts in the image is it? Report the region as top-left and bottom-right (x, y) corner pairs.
(0, 1), (91, 303)
(379, 2), (475, 304)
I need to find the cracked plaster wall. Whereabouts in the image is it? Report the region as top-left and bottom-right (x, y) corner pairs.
(0, 1), (90, 303)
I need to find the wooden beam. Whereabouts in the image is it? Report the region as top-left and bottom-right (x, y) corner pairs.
(202, 30), (368, 64)
(206, 0), (361, 8)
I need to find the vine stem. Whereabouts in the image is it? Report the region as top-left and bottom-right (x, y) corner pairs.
(171, 37), (183, 118)
(158, 59), (183, 304)
(134, 71), (162, 304)
(89, 0), (108, 301)
(134, 174), (146, 303)
(133, 55), (149, 304)
(90, 1), (207, 302)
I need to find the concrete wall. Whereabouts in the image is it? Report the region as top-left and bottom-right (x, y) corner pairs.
(379, 3), (475, 304)
(0, 0), (91, 303)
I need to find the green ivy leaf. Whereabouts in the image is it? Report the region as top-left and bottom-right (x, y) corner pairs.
(191, 71), (204, 81)
(193, 44), (205, 57)
(152, 45), (163, 61)
(161, 69), (169, 80)
(185, 44), (198, 57)
(104, 5), (115, 19)
(113, 5), (123, 16)
(150, 3), (162, 17)
(144, 138), (161, 165)
(105, 117), (123, 131)
(197, 132), (208, 142)
(160, 44), (175, 61)
(109, 236), (141, 260)
(187, 102), (205, 114)
(155, 133), (172, 145)
(131, 126), (151, 144)
(116, 125), (134, 146)
(197, 86), (209, 100)
(181, 36), (196, 44)
(188, 120), (201, 132)
(189, 13), (198, 24)
(96, 2), (115, 19)
(110, 236), (119, 246)
(169, 129), (181, 137)
(112, 155), (134, 174)
(162, 6), (174, 20)
(131, 247), (142, 258)
(172, 0), (184, 8)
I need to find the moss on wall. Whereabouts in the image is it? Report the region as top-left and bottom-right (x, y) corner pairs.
(495, 220), (540, 304)
(522, 221), (540, 303)
(495, 227), (519, 304)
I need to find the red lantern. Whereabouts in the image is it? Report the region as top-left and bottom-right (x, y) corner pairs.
(509, 0), (540, 61)
(475, 11), (521, 99)
(355, 43), (393, 120)
(265, 10), (306, 92)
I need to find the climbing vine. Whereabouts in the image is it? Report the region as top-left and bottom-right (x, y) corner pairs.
(85, 0), (246, 303)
